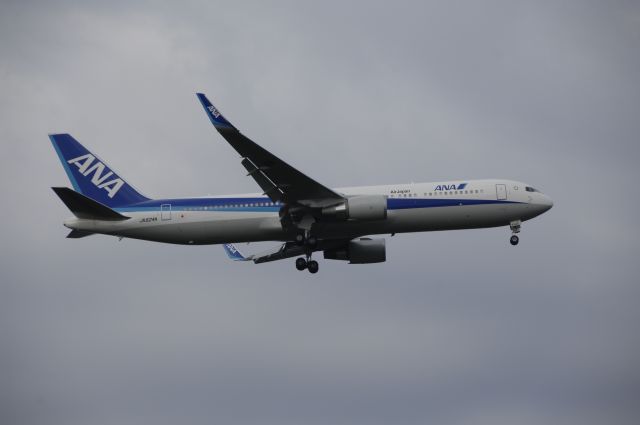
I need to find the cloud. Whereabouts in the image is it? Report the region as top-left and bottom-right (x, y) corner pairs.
(1, 1), (640, 424)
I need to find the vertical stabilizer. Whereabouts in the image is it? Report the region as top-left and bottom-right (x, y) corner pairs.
(49, 134), (148, 207)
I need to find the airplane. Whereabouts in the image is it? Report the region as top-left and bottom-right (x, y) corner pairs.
(50, 93), (553, 273)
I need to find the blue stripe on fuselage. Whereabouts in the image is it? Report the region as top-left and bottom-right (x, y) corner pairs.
(387, 198), (520, 210)
(113, 197), (521, 213)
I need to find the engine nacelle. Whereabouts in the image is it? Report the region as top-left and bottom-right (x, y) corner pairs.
(322, 195), (387, 221)
(324, 238), (386, 264)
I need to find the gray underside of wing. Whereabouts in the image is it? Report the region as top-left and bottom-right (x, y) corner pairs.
(250, 239), (348, 264)
(249, 242), (304, 264)
(220, 128), (344, 207)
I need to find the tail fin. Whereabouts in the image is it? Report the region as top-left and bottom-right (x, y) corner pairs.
(49, 134), (148, 207)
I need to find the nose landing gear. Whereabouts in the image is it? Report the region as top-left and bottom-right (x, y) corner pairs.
(509, 220), (521, 246)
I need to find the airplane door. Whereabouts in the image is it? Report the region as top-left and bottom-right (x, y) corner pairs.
(161, 204), (172, 220)
(496, 184), (507, 200)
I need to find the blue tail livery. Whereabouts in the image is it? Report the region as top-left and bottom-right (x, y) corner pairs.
(49, 134), (148, 207)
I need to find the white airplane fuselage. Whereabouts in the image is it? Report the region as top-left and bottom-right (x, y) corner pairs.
(51, 94), (554, 272)
(64, 179), (553, 245)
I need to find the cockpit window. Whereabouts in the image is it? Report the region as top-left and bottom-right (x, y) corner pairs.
(525, 186), (538, 192)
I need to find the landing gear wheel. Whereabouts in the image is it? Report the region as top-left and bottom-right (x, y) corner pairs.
(307, 260), (319, 274)
(295, 257), (307, 271)
(510, 235), (519, 246)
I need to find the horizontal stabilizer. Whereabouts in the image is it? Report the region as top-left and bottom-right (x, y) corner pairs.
(66, 229), (95, 238)
(52, 187), (129, 221)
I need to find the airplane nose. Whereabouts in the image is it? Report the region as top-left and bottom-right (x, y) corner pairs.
(540, 195), (553, 212)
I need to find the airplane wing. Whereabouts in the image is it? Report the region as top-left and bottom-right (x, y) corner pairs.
(222, 242), (300, 264)
(196, 93), (344, 208)
(223, 240), (348, 264)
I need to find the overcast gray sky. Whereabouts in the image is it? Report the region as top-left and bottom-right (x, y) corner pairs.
(1, 1), (639, 424)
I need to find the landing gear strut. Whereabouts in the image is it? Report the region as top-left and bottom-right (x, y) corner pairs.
(295, 231), (317, 247)
(294, 223), (319, 273)
(509, 220), (521, 246)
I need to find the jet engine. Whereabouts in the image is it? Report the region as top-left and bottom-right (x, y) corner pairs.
(322, 195), (387, 221)
(323, 238), (386, 264)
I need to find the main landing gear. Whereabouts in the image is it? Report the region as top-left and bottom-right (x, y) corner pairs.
(294, 230), (319, 273)
(509, 220), (521, 246)
(295, 256), (319, 274)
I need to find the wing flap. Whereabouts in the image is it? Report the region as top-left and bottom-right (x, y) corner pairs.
(252, 242), (305, 264)
(241, 158), (285, 201)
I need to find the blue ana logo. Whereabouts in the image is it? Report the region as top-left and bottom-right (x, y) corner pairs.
(435, 183), (467, 191)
